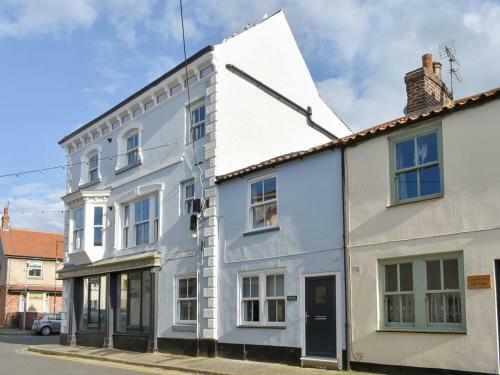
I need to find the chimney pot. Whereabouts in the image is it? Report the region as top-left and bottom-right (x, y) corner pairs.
(2, 207), (10, 231)
(422, 53), (433, 71)
(433, 61), (442, 79)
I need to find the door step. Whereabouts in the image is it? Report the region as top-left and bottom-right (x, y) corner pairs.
(300, 356), (339, 370)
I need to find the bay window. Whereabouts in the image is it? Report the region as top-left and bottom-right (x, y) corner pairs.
(93, 207), (103, 246)
(380, 253), (464, 331)
(73, 207), (84, 250)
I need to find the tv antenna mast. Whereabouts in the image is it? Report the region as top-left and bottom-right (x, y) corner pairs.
(439, 40), (462, 97)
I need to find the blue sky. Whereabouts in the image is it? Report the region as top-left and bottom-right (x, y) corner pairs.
(1, 0), (500, 232)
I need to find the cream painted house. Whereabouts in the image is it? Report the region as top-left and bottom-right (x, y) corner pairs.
(345, 54), (500, 374)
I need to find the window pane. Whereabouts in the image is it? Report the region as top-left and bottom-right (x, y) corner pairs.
(94, 228), (103, 246)
(89, 278), (99, 325)
(142, 271), (151, 332)
(263, 178), (276, 201)
(275, 275), (284, 296)
(420, 165), (441, 196)
(428, 293), (445, 322)
(266, 275), (275, 297)
(253, 300), (259, 321)
(417, 133), (438, 164)
(446, 292), (462, 323)
(385, 264), (398, 292)
(179, 279), (187, 298)
(187, 278), (196, 298)
(265, 203), (278, 226)
(94, 207), (103, 226)
(443, 259), (459, 290)
(128, 274), (141, 329)
(80, 278), (89, 330)
(180, 301), (189, 320)
(426, 260), (442, 290)
(397, 171), (418, 201)
(387, 294), (401, 322)
(315, 285), (327, 304)
(243, 278), (250, 298)
(188, 300), (197, 321)
(277, 299), (285, 322)
(117, 274), (127, 332)
(401, 294), (414, 322)
(124, 205), (129, 226)
(268, 299), (276, 322)
(251, 182), (263, 204)
(185, 184), (194, 199)
(253, 206), (265, 228)
(395, 139), (415, 170)
(250, 277), (259, 298)
(399, 263), (413, 291)
(99, 276), (107, 330)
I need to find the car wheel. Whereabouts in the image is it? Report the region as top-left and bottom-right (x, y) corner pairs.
(40, 326), (51, 336)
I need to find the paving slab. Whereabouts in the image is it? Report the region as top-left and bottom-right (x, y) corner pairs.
(28, 344), (375, 375)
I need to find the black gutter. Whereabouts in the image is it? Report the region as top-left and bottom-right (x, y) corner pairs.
(225, 64), (338, 140)
(59, 45), (214, 145)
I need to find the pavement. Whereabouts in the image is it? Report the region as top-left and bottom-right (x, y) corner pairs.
(0, 333), (181, 375)
(0, 327), (35, 335)
(27, 344), (375, 375)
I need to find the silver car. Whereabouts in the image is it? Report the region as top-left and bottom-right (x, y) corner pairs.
(32, 313), (61, 336)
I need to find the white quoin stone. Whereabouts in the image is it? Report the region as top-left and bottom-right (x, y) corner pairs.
(203, 308), (215, 319)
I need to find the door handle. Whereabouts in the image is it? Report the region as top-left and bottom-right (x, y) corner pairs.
(314, 315), (327, 320)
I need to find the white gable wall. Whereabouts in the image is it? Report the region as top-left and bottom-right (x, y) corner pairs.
(213, 11), (351, 176)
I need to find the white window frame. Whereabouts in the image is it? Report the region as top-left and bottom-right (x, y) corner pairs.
(73, 207), (84, 251)
(88, 152), (99, 183)
(122, 205), (130, 249)
(182, 180), (195, 215)
(153, 195), (159, 242)
(176, 274), (197, 324)
(238, 270), (286, 327)
(187, 102), (205, 143)
(93, 206), (104, 247)
(126, 132), (140, 167)
(134, 197), (150, 246)
(27, 260), (43, 278)
(247, 174), (278, 231)
(265, 274), (286, 324)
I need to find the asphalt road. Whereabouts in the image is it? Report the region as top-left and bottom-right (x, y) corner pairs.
(0, 334), (188, 375)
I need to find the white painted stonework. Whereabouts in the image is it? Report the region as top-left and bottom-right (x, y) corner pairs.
(58, 10), (350, 348)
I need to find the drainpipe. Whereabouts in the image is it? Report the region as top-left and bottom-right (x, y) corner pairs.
(341, 147), (351, 371)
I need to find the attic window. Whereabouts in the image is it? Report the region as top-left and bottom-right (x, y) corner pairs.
(185, 75), (197, 87)
(170, 84), (181, 96)
(101, 127), (109, 135)
(133, 107), (142, 118)
(157, 92), (167, 103)
(121, 113), (131, 124)
(111, 120), (120, 130)
(200, 65), (214, 78)
(144, 100), (154, 111)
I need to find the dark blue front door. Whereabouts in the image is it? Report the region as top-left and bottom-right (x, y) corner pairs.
(305, 276), (336, 357)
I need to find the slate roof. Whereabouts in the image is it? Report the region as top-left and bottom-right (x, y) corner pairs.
(216, 86), (500, 183)
(0, 229), (64, 260)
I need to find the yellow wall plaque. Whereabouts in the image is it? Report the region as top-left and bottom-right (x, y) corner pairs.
(467, 275), (492, 289)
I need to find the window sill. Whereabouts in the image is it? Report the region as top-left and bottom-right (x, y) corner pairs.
(243, 226), (280, 237)
(377, 329), (467, 334)
(115, 160), (142, 175)
(173, 324), (196, 332)
(387, 193), (443, 208)
(237, 324), (286, 330)
(79, 179), (101, 190)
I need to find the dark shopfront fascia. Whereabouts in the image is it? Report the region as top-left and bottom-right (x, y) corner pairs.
(58, 252), (160, 353)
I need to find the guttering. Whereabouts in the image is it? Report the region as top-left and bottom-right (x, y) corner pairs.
(59, 45), (214, 146)
(225, 64), (338, 141)
(341, 147), (351, 371)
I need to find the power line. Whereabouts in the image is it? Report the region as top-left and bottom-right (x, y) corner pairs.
(9, 210), (64, 214)
(0, 142), (176, 179)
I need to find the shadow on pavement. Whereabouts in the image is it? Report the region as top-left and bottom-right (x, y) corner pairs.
(0, 333), (59, 346)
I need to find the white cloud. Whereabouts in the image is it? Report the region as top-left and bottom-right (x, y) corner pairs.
(0, 0), (97, 38)
(1, 182), (64, 232)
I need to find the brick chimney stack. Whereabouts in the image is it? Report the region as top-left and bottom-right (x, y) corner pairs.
(2, 207), (10, 231)
(404, 53), (453, 115)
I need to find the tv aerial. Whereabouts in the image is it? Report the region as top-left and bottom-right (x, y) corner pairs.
(439, 40), (462, 97)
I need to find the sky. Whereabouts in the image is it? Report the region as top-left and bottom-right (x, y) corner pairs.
(1, 0), (500, 233)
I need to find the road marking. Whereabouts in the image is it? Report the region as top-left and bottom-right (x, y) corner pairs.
(20, 349), (189, 374)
